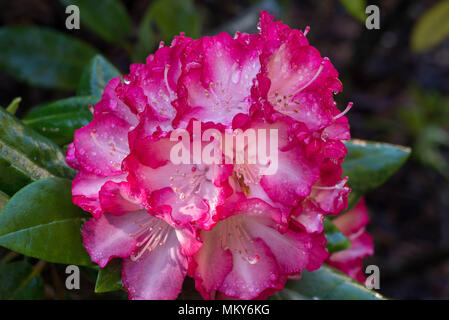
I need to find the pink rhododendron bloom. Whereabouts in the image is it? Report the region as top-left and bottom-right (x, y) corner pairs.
(326, 198), (374, 283)
(67, 11), (355, 300)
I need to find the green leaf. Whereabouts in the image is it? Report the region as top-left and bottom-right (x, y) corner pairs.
(23, 96), (97, 146)
(0, 178), (93, 266)
(411, 0), (449, 53)
(270, 288), (310, 300)
(0, 107), (75, 195)
(95, 259), (124, 293)
(6, 97), (21, 115)
(0, 190), (9, 213)
(0, 261), (45, 300)
(0, 27), (97, 90)
(77, 55), (121, 97)
(343, 139), (411, 209)
(284, 265), (385, 300)
(61, 0), (132, 47)
(324, 218), (351, 253)
(149, 0), (201, 42)
(339, 0), (366, 22)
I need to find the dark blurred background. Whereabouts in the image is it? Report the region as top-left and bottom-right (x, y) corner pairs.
(1, 0), (448, 299)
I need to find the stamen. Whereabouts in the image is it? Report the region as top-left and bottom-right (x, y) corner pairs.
(129, 217), (170, 261)
(235, 164), (261, 185)
(163, 64), (176, 101)
(312, 178), (348, 191)
(206, 65), (236, 112)
(304, 26), (310, 36)
(295, 58), (326, 94)
(90, 131), (127, 157)
(169, 166), (209, 201)
(221, 217), (260, 265)
(333, 102), (353, 121)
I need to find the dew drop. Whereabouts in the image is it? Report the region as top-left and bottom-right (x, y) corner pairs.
(248, 254), (260, 264)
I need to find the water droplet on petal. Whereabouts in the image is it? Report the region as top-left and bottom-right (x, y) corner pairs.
(248, 255), (260, 264)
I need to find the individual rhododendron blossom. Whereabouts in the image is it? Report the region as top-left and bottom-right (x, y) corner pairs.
(326, 198), (374, 283)
(67, 11), (355, 300)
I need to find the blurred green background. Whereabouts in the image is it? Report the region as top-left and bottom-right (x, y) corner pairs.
(0, 0), (448, 299)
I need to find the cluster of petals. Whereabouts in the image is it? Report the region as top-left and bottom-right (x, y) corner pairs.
(326, 198), (374, 283)
(67, 11), (355, 300)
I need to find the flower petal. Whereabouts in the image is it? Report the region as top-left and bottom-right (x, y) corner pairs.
(82, 211), (147, 267)
(326, 199), (374, 282)
(220, 238), (282, 300)
(99, 181), (147, 216)
(189, 228), (233, 299)
(333, 198), (370, 236)
(260, 145), (320, 206)
(74, 113), (131, 176)
(176, 33), (261, 127)
(122, 228), (188, 300)
(94, 77), (139, 127)
(72, 171), (126, 218)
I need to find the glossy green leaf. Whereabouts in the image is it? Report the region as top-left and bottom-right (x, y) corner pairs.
(411, 0), (449, 53)
(0, 27), (97, 90)
(0, 261), (45, 300)
(77, 55), (121, 97)
(324, 218), (351, 253)
(148, 0), (201, 43)
(0, 158), (31, 197)
(95, 259), (124, 293)
(0, 107), (75, 195)
(23, 96), (97, 146)
(339, 0), (366, 22)
(0, 178), (93, 266)
(343, 139), (411, 209)
(284, 265), (385, 300)
(0, 190), (9, 213)
(61, 0), (132, 47)
(270, 288), (310, 300)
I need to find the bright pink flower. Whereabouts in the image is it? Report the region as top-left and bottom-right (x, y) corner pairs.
(68, 11), (354, 300)
(189, 189), (328, 300)
(174, 32), (262, 128)
(292, 160), (351, 234)
(69, 77), (137, 217)
(255, 12), (343, 131)
(123, 121), (233, 230)
(82, 186), (201, 299)
(326, 198), (374, 283)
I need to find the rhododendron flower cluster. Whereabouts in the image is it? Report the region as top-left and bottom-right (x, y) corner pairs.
(67, 12), (355, 300)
